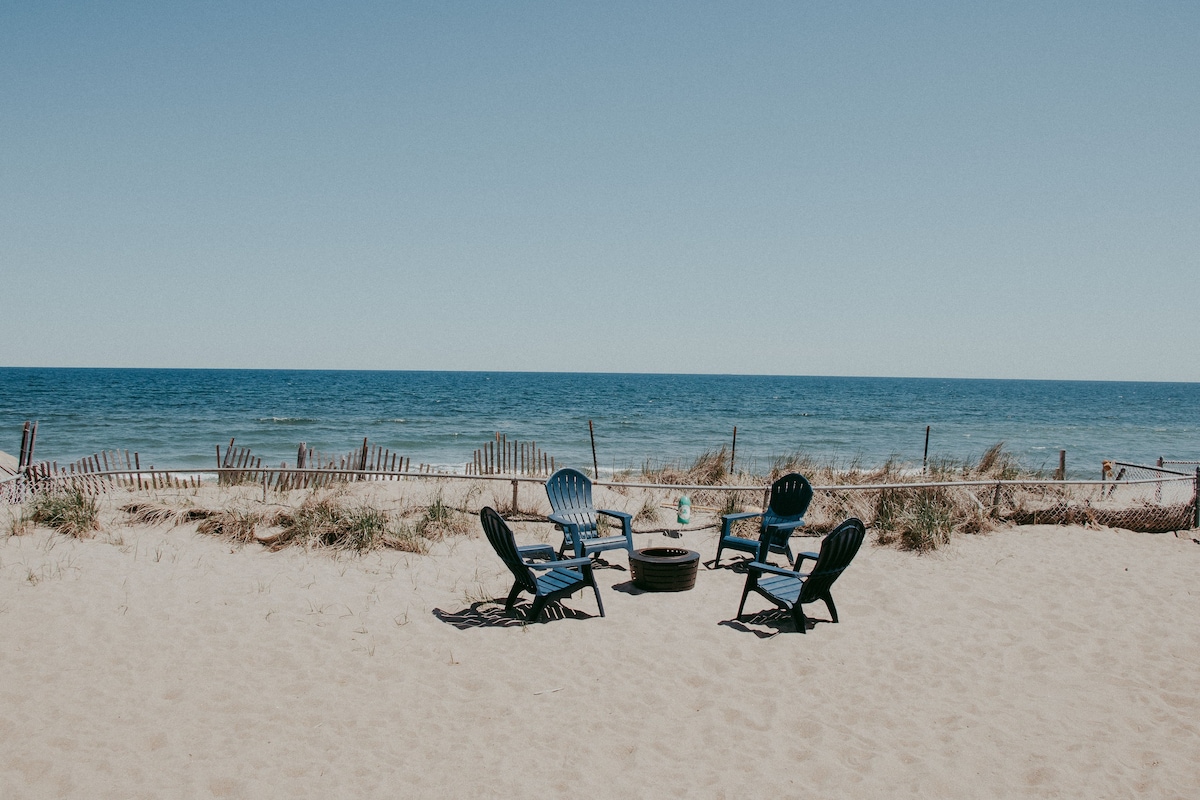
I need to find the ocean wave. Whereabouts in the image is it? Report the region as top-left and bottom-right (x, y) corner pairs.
(256, 417), (319, 424)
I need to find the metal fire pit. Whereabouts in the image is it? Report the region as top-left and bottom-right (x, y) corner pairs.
(630, 547), (700, 592)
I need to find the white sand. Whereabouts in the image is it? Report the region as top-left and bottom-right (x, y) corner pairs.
(0, 450), (17, 478)
(2, 487), (1199, 799)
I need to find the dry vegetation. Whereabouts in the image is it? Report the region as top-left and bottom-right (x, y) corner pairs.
(9, 443), (1188, 557)
(114, 485), (481, 555)
(15, 490), (101, 539)
(624, 442), (1186, 552)
(627, 444), (1031, 552)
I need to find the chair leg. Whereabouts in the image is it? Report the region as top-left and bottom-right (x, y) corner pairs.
(713, 541), (724, 569)
(527, 596), (547, 622)
(591, 580), (605, 618)
(824, 593), (838, 624)
(504, 583), (522, 613)
(792, 605), (808, 634)
(736, 576), (755, 619)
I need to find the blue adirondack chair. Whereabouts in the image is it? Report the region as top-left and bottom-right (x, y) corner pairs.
(736, 517), (865, 633)
(544, 467), (634, 559)
(480, 506), (605, 621)
(714, 472), (813, 567)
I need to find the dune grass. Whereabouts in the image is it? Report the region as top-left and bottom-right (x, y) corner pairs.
(103, 440), (1145, 558)
(415, 489), (471, 540)
(25, 490), (100, 538)
(122, 490), (460, 555)
(627, 442), (1046, 552)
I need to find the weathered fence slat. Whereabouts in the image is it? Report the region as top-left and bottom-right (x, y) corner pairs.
(464, 434), (556, 477)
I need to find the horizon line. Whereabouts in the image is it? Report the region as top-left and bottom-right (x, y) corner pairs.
(1, 365), (1197, 386)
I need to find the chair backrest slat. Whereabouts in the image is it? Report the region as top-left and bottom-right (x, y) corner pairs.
(763, 472), (814, 527)
(480, 507), (537, 594)
(545, 468), (599, 536)
(798, 517), (865, 603)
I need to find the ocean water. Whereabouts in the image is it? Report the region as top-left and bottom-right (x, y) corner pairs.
(0, 368), (1196, 479)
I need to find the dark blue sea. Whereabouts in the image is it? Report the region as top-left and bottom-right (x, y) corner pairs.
(0, 369), (1196, 479)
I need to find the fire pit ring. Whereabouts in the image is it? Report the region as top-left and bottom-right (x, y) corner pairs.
(630, 547), (700, 592)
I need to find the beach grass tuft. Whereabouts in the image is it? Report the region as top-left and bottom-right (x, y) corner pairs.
(634, 494), (660, 524)
(642, 447), (730, 487)
(27, 490), (100, 538)
(974, 441), (1024, 480)
(197, 508), (271, 544)
(415, 489), (470, 540)
(122, 501), (214, 527)
(381, 523), (429, 554)
(878, 488), (955, 551)
(271, 495), (391, 552)
(8, 511), (33, 537)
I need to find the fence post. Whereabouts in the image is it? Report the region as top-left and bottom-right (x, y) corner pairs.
(730, 426), (737, 475)
(511, 479), (519, 514)
(1194, 467), (1199, 530)
(589, 420), (599, 479)
(18, 421), (31, 471)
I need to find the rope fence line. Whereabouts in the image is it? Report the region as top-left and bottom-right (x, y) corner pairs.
(4, 464), (1197, 534)
(6, 466), (1191, 491)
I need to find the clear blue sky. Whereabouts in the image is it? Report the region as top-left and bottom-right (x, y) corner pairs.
(2, 2), (1196, 380)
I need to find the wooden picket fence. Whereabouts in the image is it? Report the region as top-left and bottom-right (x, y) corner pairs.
(217, 438), (435, 490)
(25, 449), (199, 493)
(466, 433), (556, 477)
(286, 438), (413, 489)
(10, 433), (551, 498)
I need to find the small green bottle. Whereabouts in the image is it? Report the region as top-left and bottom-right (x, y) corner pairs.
(677, 495), (691, 525)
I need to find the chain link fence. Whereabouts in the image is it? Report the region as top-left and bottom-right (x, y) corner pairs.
(0, 473), (26, 505)
(797, 476), (1196, 536)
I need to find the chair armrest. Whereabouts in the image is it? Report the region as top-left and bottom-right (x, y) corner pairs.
(747, 561), (804, 578)
(518, 543), (556, 561)
(547, 512), (576, 528)
(721, 511), (763, 536)
(528, 556), (592, 570)
(598, 509), (633, 539)
(763, 518), (806, 534)
(794, 551), (820, 565)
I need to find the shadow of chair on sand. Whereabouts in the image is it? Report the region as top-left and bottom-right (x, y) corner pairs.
(701, 556), (752, 573)
(432, 600), (598, 630)
(718, 608), (823, 638)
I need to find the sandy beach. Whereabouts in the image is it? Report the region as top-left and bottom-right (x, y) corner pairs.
(2, 482), (1199, 799)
